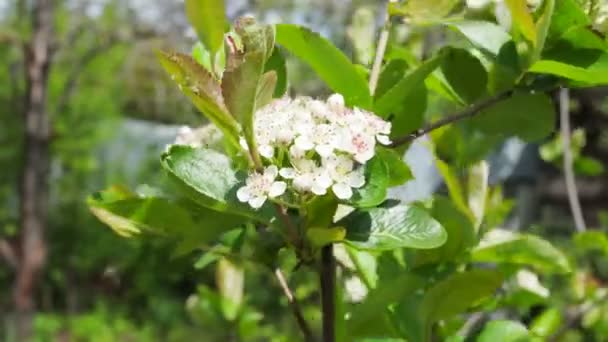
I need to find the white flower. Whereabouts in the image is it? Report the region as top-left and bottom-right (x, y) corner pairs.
(280, 158), (332, 195)
(237, 165), (286, 209)
(323, 155), (366, 199)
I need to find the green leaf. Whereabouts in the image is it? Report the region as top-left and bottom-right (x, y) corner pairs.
(374, 54), (441, 117)
(471, 92), (555, 142)
(505, 0), (537, 45)
(422, 269), (503, 322)
(376, 148), (413, 187)
(374, 59), (428, 136)
(389, 0), (459, 24)
(88, 189), (244, 248)
(414, 196), (476, 266)
(435, 159), (471, 219)
(264, 47), (287, 97)
(450, 21), (512, 56)
(339, 201), (447, 251)
(275, 24), (372, 108)
(222, 21), (275, 163)
(488, 41), (522, 94)
(574, 156), (604, 176)
(255, 71), (277, 110)
(441, 48), (488, 103)
(477, 320), (530, 342)
(472, 229), (571, 274)
(547, 0), (590, 38)
(158, 51), (241, 146)
(574, 231), (608, 255)
(349, 156), (389, 208)
(533, 0), (555, 62)
(306, 195), (338, 229)
(161, 145), (271, 222)
(307, 227), (346, 247)
(467, 161), (489, 231)
(185, 0), (226, 55)
(529, 58), (608, 85)
(192, 42), (213, 73)
(348, 273), (425, 338)
(530, 308), (561, 338)
(216, 257), (244, 321)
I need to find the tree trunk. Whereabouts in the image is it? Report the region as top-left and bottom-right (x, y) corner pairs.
(15, 0), (53, 339)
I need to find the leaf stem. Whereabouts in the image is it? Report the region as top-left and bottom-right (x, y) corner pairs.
(320, 244), (336, 342)
(274, 268), (315, 342)
(559, 87), (586, 232)
(389, 90), (514, 148)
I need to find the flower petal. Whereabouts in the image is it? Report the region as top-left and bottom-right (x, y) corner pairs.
(332, 182), (353, 200)
(376, 134), (392, 146)
(265, 165), (278, 179)
(348, 171), (366, 188)
(269, 181), (287, 197)
(259, 144), (275, 158)
(237, 186), (251, 202)
(249, 196), (267, 209)
(315, 144), (334, 157)
(311, 183), (328, 195)
(295, 135), (314, 151)
(279, 168), (296, 179)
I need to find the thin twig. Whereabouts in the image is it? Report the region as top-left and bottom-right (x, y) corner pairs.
(389, 90), (514, 148)
(275, 268), (315, 342)
(320, 244), (336, 342)
(560, 87), (586, 232)
(368, 6), (390, 95)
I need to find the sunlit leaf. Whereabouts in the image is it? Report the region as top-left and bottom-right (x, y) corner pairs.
(275, 24), (372, 108)
(339, 201), (447, 251)
(472, 228), (571, 274)
(158, 51), (241, 146)
(422, 269), (503, 322)
(504, 0), (537, 45)
(161, 145), (272, 222)
(477, 320), (530, 342)
(450, 21), (512, 55)
(185, 0), (226, 55)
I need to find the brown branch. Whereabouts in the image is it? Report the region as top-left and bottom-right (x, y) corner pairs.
(389, 90), (514, 148)
(274, 268), (316, 342)
(320, 244), (336, 342)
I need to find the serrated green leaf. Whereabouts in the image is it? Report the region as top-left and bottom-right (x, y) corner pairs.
(441, 48), (488, 103)
(161, 145), (272, 222)
(275, 24), (372, 108)
(158, 51), (241, 146)
(472, 228), (571, 274)
(471, 92), (555, 142)
(422, 269), (503, 322)
(450, 21), (512, 55)
(339, 202), (446, 251)
(477, 320), (530, 342)
(185, 0), (226, 55)
(222, 21), (275, 163)
(88, 189), (244, 250)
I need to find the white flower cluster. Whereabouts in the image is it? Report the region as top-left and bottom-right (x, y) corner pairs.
(237, 94), (391, 209)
